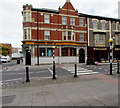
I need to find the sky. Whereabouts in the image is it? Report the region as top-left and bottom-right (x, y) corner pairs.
(0, 0), (119, 48)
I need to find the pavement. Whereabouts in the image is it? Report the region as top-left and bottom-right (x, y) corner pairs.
(1, 63), (120, 107)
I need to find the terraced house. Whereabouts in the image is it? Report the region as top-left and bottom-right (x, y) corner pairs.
(22, 0), (120, 65)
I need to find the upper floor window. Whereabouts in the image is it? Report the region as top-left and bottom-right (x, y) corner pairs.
(93, 20), (98, 29)
(23, 11), (31, 22)
(95, 34), (105, 45)
(62, 16), (67, 25)
(62, 31), (74, 41)
(101, 22), (106, 30)
(44, 14), (50, 23)
(24, 28), (31, 40)
(44, 31), (50, 40)
(79, 33), (84, 41)
(79, 18), (84, 27)
(116, 23), (119, 30)
(70, 17), (75, 25)
(115, 34), (119, 45)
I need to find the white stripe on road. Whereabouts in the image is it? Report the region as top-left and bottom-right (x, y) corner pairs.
(3, 78), (23, 82)
(76, 72), (99, 75)
(48, 68), (53, 75)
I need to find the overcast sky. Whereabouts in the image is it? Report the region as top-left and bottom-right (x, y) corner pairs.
(0, 0), (119, 48)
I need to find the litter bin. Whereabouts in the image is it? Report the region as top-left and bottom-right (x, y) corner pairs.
(17, 60), (20, 64)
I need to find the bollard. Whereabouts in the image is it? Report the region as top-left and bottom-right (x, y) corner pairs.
(110, 63), (112, 75)
(26, 67), (30, 82)
(74, 64), (77, 77)
(117, 62), (119, 74)
(52, 61), (56, 79)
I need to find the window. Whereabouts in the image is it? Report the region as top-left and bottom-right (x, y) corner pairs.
(79, 33), (84, 41)
(115, 34), (119, 45)
(95, 34), (99, 44)
(28, 12), (30, 21)
(62, 16), (67, 25)
(24, 29), (27, 39)
(116, 23), (119, 30)
(23, 12), (27, 21)
(62, 48), (68, 56)
(70, 18), (75, 25)
(44, 14), (50, 23)
(40, 48), (46, 56)
(68, 31), (71, 40)
(95, 34), (105, 45)
(44, 31), (50, 40)
(99, 34), (104, 44)
(63, 31), (66, 40)
(47, 48), (53, 56)
(79, 18), (84, 27)
(93, 20), (98, 29)
(101, 22), (106, 30)
(28, 29), (30, 39)
(70, 48), (76, 56)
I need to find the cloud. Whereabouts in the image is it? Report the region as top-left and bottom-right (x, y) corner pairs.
(0, 0), (119, 48)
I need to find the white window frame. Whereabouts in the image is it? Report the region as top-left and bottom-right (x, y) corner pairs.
(44, 30), (50, 40)
(101, 22), (106, 30)
(44, 14), (50, 24)
(95, 34), (105, 45)
(23, 11), (31, 22)
(115, 34), (119, 45)
(23, 28), (31, 40)
(79, 18), (84, 27)
(79, 33), (84, 41)
(93, 20), (98, 29)
(62, 16), (67, 25)
(70, 17), (75, 25)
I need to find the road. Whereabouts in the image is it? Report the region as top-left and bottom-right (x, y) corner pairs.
(1, 62), (119, 87)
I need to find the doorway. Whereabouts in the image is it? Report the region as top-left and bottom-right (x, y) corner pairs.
(26, 49), (31, 65)
(79, 48), (85, 63)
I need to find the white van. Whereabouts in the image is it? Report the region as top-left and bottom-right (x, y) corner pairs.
(1, 56), (11, 63)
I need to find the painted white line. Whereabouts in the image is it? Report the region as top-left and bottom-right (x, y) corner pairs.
(48, 68), (53, 75)
(71, 70), (93, 73)
(77, 72), (99, 75)
(4, 78), (23, 82)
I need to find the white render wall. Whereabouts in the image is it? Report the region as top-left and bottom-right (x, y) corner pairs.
(23, 56), (79, 65)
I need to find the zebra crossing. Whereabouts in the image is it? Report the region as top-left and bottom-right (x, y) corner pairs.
(61, 66), (99, 76)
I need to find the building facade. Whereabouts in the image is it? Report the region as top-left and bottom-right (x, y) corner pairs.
(22, 0), (120, 65)
(22, 1), (87, 65)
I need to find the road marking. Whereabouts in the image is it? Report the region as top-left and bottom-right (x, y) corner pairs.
(76, 72), (99, 75)
(3, 78), (23, 82)
(48, 68), (53, 75)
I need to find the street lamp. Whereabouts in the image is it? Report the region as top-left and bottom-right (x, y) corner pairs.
(109, 38), (113, 75)
(52, 46), (56, 79)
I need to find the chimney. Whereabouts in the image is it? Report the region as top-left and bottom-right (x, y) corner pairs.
(66, 0), (70, 2)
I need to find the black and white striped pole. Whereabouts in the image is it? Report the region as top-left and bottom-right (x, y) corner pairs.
(109, 38), (113, 75)
(52, 46), (56, 79)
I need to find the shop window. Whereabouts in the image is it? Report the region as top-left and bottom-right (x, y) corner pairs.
(40, 48), (46, 56)
(70, 48), (76, 56)
(62, 48), (68, 56)
(47, 48), (53, 56)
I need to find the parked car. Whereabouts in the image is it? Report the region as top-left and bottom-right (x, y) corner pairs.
(1, 56), (11, 63)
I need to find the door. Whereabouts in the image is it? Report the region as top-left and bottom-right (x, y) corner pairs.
(79, 48), (85, 63)
(26, 50), (31, 65)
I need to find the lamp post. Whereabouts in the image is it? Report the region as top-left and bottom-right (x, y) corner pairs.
(109, 38), (113, 75)
(52, 46), (56, 79)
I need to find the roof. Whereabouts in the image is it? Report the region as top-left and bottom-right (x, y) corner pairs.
(31, 7), (120, 21)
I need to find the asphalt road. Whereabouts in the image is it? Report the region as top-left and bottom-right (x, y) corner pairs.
(1, 62), (119, 87)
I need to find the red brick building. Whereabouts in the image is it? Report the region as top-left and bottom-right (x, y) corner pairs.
(22, 0), (87, 65)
